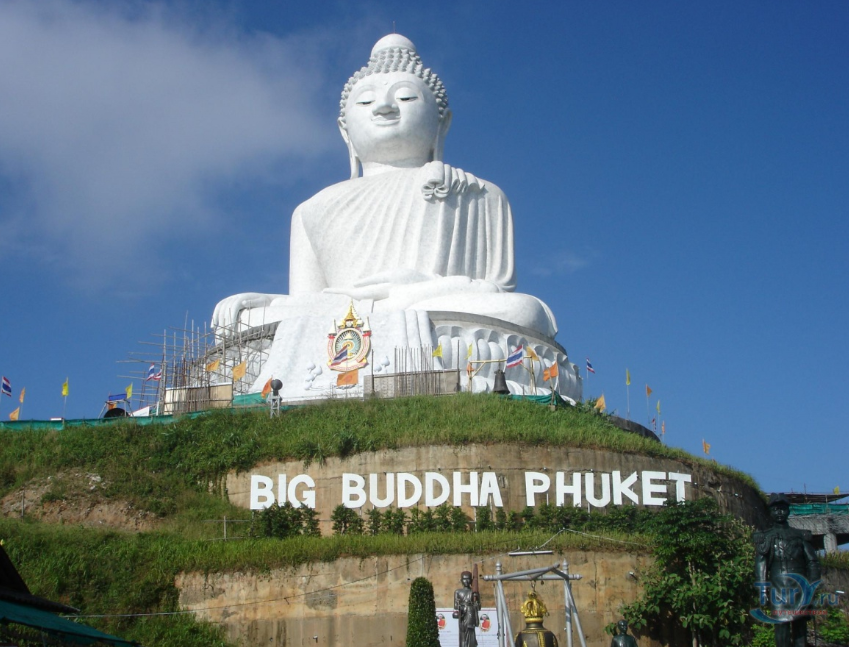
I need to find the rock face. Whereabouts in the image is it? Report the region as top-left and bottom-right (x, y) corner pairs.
(0, 473), (156, 531)
(226, 443), (768, 535)
(177, 551), (657, 647)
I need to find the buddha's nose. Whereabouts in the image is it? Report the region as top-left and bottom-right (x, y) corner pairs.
(373, 94), (398, 115)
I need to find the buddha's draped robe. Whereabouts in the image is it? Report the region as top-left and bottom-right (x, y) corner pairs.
(289, 167), (516, 295)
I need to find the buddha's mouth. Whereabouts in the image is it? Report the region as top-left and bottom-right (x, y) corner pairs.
(371, 116), (400, 125)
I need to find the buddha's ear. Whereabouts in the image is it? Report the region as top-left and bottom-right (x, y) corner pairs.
(433, 109), (452, 162)
(338, 118), (360, 179)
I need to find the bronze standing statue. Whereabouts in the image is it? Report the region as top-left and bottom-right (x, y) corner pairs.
(754, 493), (821, 647)
(453, 570), (481, 647)
(610, 620), (637, 647)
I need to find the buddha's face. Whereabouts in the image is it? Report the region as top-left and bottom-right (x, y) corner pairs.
(343, 71), (440, 167)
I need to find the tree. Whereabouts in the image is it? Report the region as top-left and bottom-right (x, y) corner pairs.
(620, 498), (754, 647)
(406, 577), (440, 647)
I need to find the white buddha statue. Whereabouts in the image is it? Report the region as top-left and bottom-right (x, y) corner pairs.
(212, 34), (557, 338)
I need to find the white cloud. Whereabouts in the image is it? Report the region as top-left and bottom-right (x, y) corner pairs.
(0, 1), (334, 290)
(529, 249), (593, 277)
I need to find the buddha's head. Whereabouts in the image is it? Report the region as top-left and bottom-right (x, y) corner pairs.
(339, 34), (452, 177)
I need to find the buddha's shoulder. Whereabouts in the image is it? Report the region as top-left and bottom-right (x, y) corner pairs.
(294, 178), (361, 215)
(293, 167), (509, 222)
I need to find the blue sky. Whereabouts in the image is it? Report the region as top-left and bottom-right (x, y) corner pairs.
(0, 1), (846, 496)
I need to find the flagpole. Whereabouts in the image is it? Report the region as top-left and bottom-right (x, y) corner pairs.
(645, 385), (650, 426)
(626, 378), (630, 420)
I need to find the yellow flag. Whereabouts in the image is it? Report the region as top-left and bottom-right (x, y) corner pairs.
(232, 361), (247, 381)
(626, 369), (631, 386)
(206, 359), (220, 373)
(337, 369), (359, 386)
(702, 439), (711, 455)
(656, 399), (661, 414)
(466, 343), (473, 359)
(61, 378), (69, 397)
(835, 486), (841, 495)
(645, 384), (652, 397)
(432, 344), (442, 358)
(19, 388), (25, 404)
(594, 394), (606, 412)
(525, 346), (539, 361)
(9, 407), (20, 421)
(125, 383), (133, 400)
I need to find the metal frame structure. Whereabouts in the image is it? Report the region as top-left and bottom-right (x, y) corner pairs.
(483, 561), (587, 647)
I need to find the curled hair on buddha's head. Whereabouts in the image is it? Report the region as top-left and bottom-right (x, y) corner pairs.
(338, 39), (449, 128)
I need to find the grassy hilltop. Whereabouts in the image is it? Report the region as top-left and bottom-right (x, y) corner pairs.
(0, 395), (759, 646)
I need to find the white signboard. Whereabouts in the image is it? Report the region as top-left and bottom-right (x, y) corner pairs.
(436, 608), (499, 647)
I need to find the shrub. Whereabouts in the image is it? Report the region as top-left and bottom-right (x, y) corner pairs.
(406, 577), (439, 647)
(475, 507), (494, 532)
(620, 498), (754, 646)
(330, 505), (363, 535)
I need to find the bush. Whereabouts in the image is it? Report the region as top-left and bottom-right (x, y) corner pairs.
(251, 503), (312, 539)
(620, 498), (754, 646)
(475, 507), (494, 532)
(818, 605), (849, 644)
(330, 505), (363, 535)
(384, 508), (407, 535)
(406, 577), (439, 647)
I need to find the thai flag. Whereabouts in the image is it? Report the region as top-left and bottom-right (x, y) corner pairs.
(145, 364), (162, 382)
(506, 346), (524, 368)
(586, 358), (595, 374)
(1, 377), (10, 397)
(330, 347), (349, 366)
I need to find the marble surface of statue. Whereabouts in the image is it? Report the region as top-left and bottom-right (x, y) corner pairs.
(453, 570), (480, 647)
(213, 33), (554, 337)
(753, 493), (821, 647)
(207, 34), (582, 402)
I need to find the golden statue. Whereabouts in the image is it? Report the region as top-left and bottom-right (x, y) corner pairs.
(514, 590), (558, 647)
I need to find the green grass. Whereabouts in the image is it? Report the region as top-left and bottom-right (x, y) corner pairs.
(822, 550), (849, 571)
(0, 395), (757, 646)
(0, 517), (648, 646)
(0, 395), (759, 518)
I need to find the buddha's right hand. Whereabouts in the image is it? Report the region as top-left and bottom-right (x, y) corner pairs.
(211, 293), (280, 332)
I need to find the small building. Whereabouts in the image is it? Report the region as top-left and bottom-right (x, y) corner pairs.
(786, 492), (849, 553)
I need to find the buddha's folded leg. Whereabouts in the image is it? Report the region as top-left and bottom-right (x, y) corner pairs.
(408, 292), (558, 338)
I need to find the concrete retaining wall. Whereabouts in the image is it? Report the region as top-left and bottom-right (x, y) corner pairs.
(178, 551), (657, 647)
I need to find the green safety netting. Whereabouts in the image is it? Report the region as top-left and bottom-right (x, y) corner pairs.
(0, 392), (566, 431)
(790, 503), (849, 516)
(0, 411), (209, 431)
(0, 599), (136, 646)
